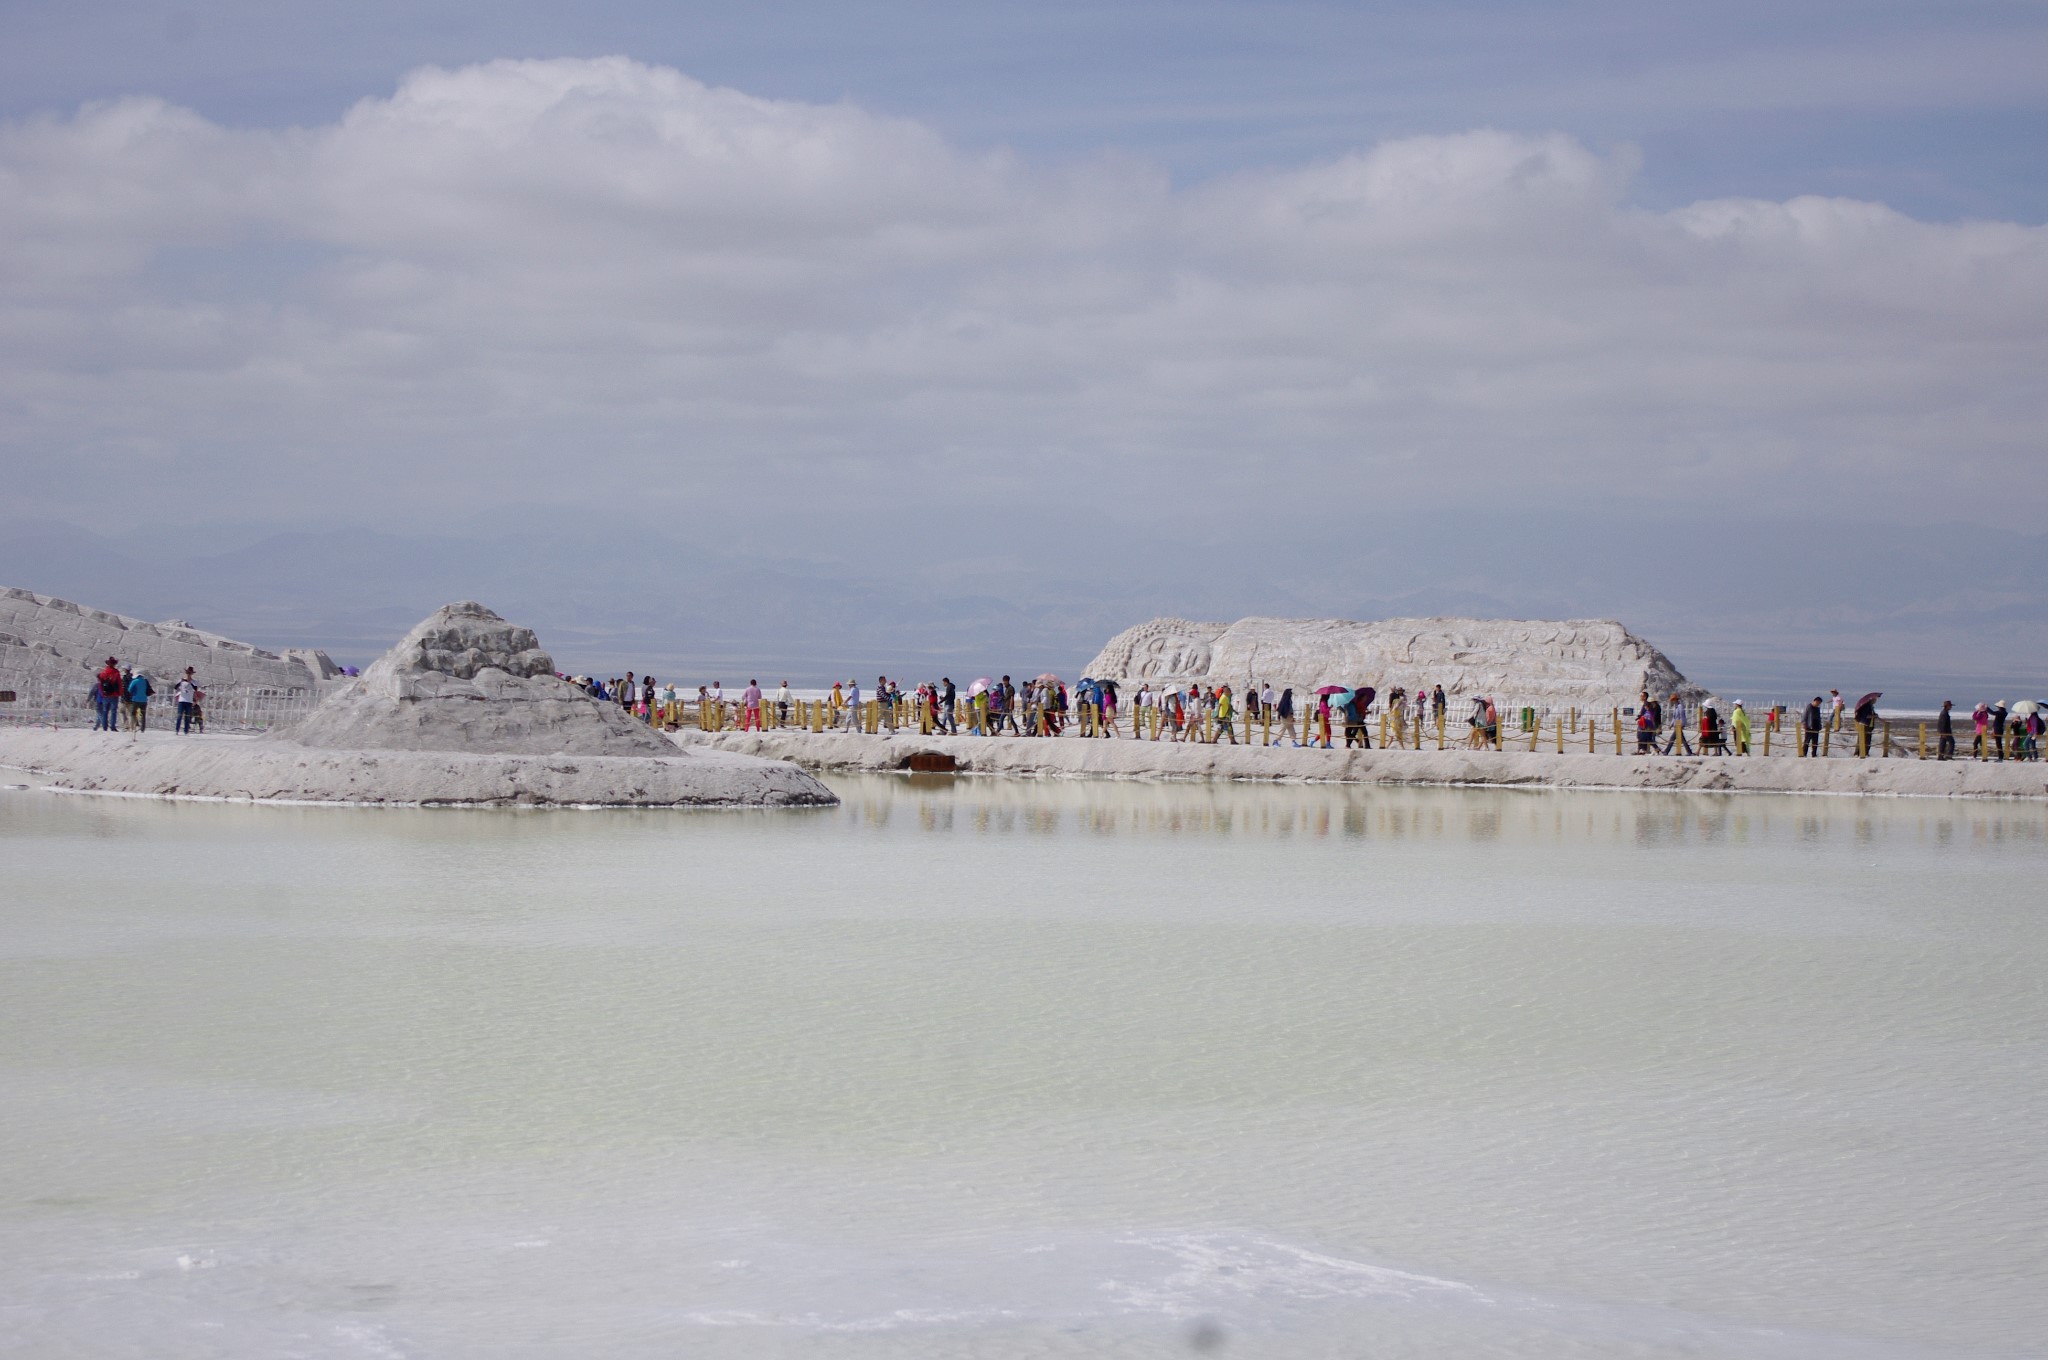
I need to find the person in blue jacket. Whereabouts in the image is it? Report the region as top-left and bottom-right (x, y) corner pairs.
(125, 669), (154, 732)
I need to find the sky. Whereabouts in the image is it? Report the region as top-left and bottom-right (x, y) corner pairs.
(2, 1), (2044, 698)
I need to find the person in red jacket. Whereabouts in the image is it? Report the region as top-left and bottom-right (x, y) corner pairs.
(93, 657), (122, 731)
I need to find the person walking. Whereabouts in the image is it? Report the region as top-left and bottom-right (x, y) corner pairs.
(1001, 677), (1023, 737)
(776, 680), (792, 726)
(93, 657), (122, 731)
(741, 679), (763, 731)
(842, 679), (862, 731)
(1342, 690), (1369, 748)
(1801, 696), (1823, 757)
(1989, 701), (2008, 761)
(1853, 694), (1879, 758)
(1935, 700), (1955, 760)
(1731, 700), (1751, 755)
(939, 678), (957, 733)
(174, 668), (199, 734)
(1213, 684), (1238, 745)
(1662, 693), (1692, 755)
(126, 668), (154, 732)
(1271, 688), (1295, 745)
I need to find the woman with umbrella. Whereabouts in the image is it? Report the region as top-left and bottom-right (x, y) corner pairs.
(1312, 685), (1346, 749)
(2011, 699), (2042, 760)
(967, 678), (993, 735)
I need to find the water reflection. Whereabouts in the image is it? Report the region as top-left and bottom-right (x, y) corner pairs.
(824, 773), (2048, 850)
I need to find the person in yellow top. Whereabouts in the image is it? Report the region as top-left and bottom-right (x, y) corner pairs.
(1731, 700), (1751, 755)
(1213, 684), (1238, 744)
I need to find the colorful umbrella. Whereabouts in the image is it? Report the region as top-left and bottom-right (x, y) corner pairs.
(968, 678), (993, 696)
(1315, 684), (1350, 696)
(1035, 672), (1061, 685)
(1855, 691), (1882, 710)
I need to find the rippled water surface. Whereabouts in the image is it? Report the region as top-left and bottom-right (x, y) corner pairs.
(3, 777), (2045, 1358)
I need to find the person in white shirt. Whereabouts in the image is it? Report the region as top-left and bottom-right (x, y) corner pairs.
(776, 681), (792, 725)
(843, 680), (862, 730)
(174, 669), (199, 734)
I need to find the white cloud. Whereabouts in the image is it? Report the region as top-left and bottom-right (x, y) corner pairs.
(1, 56), (2044, 533)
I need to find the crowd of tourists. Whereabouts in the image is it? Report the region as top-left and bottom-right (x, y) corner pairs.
(566, 668), (2044, 762)
(82, 657), (205, 734)
(67, 654), (2041, 762)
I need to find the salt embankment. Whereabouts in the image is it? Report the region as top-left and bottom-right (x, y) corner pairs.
(674, 729), (2048, 801)
(0, 602), (833, 808)
(0, 728), (830, 807)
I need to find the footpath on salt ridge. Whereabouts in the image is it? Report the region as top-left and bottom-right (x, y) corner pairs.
(673, 729), (2048, 801)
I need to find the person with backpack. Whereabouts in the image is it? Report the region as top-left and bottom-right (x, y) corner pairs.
(93, 657), (122, 731)
(126, 669), (154, 732)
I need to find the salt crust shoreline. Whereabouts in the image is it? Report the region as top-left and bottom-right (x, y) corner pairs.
(0, 729), (836, 808)
(674, 730), (2048, 801)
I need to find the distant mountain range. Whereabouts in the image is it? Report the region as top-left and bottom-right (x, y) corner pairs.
(3, 509), (2039, 707)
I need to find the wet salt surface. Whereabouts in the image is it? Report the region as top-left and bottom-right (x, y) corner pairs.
(1, 777), (2044, 1358)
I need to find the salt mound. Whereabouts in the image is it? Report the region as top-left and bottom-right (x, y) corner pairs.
(1085, 616), (1704, 709)
(279, 601), (673, 756)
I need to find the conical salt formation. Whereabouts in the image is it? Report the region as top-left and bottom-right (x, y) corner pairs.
(281, 601), (674, 756)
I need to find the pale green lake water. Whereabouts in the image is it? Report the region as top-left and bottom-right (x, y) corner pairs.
(2, 776), (2044, 1358)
